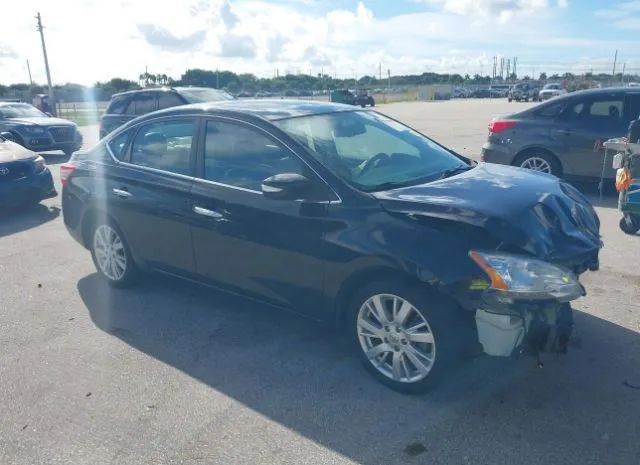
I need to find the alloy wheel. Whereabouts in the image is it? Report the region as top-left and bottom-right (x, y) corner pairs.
(93, 224), (127, 281)
(357, 294), (436, 383)
(520, 156), (552, 174)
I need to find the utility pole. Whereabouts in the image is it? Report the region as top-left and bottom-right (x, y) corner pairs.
(513, 57), (517, 80)
(387, 69), (391, 90)
(379, 63), (382, 81)
(612, 49), (618, 83)
(35, 12), (55, 115)
(26, 59), (33, 86)
(621, 62), (626, 84)
(499, 58), (504, 80)
(506, 59), (511, 81)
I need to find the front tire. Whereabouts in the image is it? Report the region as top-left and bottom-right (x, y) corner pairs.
(620, 214), (640, 235)
(347, 281), (467, 393)
(90, 221), (138, 287)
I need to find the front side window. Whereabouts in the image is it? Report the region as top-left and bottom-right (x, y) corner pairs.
(275, 111), (464, 191)
(130, 119), (195, 175)
(203, 121), (304, 191)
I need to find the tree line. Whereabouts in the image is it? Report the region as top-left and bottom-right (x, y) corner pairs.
(0, 69), (635, 102)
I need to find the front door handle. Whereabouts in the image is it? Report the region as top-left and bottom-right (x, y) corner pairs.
(193, 205), (225, 219)
(112, 188), (132, 198)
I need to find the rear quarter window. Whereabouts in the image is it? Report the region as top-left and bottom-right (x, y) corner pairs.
(106, 95), (130, 115)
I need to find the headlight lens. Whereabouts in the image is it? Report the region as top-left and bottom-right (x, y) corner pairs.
(469, 250), (582, 300)
(33, 155), (46, 173)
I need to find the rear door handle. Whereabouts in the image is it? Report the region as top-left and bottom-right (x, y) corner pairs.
(112, 188), (132, 198)
(193, 205), (225, 219)
(555, 129), (572, 136)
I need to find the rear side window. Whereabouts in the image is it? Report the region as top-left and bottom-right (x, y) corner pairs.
(106, 95), (130, 115)
(130, 119), (195, 175)
(157, 92), (186, 110)
(535, 101), (566, 118)
(125, 93), (157, 116)
(107, 129), (133, 160)
(563, 96), (625, 125)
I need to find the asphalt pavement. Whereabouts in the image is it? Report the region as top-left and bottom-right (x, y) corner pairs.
(1, 100), (639, 465)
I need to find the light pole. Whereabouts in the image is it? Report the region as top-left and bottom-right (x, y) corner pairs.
(36, 12), (55, 115)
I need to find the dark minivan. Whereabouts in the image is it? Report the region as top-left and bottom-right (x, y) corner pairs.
(62, 100), (601, 392)
(100, 87), (234, 138)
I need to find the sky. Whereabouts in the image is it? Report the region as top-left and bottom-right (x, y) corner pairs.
(1, 0), (640, 86)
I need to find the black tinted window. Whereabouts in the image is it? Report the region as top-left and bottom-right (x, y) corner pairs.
(108, 129), (132, 160)
(157, 92), (185, 110)
(203, 121), (303, 191)
(131, 119), (195, 175)
(563, 96), (625, 124)
(132, 93), (157, 115)
(535, 101), (566, 118)
(107, 95), (130, 115)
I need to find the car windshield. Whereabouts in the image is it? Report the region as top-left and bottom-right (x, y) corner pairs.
(275, 111), (467, 191)
(177, 88), (235, 103)
(0, 104), (47, 118)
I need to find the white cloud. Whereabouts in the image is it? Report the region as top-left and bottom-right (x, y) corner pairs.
(0, 0), (623, 87)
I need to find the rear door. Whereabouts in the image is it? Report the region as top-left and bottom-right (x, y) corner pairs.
(189, 118), (333, 317)
(552, 92), (628, 179)
(108, 116), (198, 273)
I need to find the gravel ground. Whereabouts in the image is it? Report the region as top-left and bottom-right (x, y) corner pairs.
(1, 99), (638, 465)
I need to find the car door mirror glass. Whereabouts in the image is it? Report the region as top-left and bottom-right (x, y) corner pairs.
(261, 173), (315, 200)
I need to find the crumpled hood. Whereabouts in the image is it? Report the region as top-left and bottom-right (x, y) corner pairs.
(0, 140), (37, 162)
(373, 163), (602, 264)
(9, 116), (76, 127)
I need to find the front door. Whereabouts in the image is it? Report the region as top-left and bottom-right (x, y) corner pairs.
(189, 118), (333, 317)
(111, 116), (198, 273)
(553, 92), (629, 179)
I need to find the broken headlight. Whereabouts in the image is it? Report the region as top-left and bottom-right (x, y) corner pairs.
(469, 250), (584, 302)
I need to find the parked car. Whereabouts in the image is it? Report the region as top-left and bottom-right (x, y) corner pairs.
(354, 89), (375, 107)
(0, 102), (83, 156)
(100, 87), (234, 138)
(482, 87), (639, 181)
(488, 85), (510, 98)
(62, 100), (601, 393)
(508, 83), (540, 102)
(330, 89), (357, 105)
(0, 132), (56, 208)
(538, 83), (567, 101)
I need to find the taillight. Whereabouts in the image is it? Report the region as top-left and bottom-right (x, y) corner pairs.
(488, 120), (517, 133)
(60, 162), (76, 187)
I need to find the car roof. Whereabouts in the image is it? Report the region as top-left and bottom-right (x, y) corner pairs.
(0, 102), (32, 107)
(138, 99), (360, 122)
(111, 86), (223, 98)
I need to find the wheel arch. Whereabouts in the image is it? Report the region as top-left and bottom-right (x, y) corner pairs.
(332, 266), (438, 329)
(80, 206), (119, 249)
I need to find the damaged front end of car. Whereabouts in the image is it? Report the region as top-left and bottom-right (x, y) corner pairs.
(375, 163), (603, 363)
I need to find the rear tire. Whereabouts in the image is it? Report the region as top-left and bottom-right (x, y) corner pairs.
(90, 220), (138, 287)
(347, 280), (468, 393)
(620, 214), (640, 235)
(514, 150), (561, 177)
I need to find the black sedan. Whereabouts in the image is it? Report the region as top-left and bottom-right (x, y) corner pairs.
(61, 100), (601, 392)
(0, 134), (56, 208)
(0, 102), (83, 156)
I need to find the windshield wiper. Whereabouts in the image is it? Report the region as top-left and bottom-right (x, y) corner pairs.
(438, 164), (473, 179)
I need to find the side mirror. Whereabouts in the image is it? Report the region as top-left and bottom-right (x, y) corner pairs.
(261, 173), (315, 200)
(0, 131), (14, 142)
